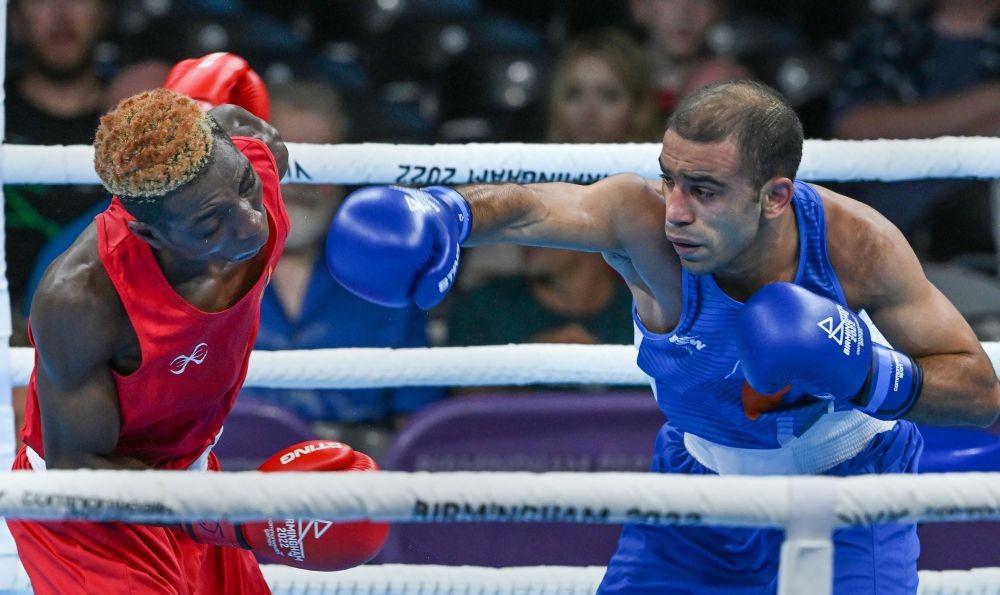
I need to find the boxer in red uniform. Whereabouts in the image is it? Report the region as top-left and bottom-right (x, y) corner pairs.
(9, 55), (386, 594)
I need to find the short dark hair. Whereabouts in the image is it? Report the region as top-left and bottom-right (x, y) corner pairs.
(666, 80), (803, 189)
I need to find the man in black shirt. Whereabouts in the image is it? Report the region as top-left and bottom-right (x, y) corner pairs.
(6, 0), (108, 341)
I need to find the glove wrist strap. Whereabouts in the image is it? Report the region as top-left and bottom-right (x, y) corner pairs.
(423, 186), (472, 242)
(854, 344), (923, 420)
(183, 521), (251, 550)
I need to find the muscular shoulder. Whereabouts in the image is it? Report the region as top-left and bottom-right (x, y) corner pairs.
(597, 173), (665, 238)
(597, 174), (680, 330)
(31, 225), (125, 374)
(34, 225), (111, 309)
(599, 172), (662, 203)
(818, 184), (921, 310)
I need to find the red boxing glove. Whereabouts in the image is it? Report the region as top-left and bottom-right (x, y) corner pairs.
(185, 440), (389, 571)
(164, 52), (271, 121)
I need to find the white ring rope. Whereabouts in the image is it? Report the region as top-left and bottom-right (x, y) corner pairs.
(0, 471), (998, 527)
(4, 137), (1000, 185)
(2, 564), (994, 595)
(259, 565), (1000, 595)
(262, 565), (606, 595)
(9, 342), (1000, 388)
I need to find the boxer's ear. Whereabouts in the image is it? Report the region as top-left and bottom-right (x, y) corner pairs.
(759, 177), (794, 219)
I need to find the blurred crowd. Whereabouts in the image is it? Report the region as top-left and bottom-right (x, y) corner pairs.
(6, 0), (999, 460)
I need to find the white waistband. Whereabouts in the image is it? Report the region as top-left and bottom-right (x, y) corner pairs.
(24, 428), (222, 472)
(683, 410), (896, 475)
(24, 445), (46, 471)
(189, 427), (224, 472)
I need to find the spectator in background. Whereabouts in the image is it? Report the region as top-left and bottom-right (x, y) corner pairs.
(6, 0), (109, 344)
(447, 30), (643, 373)
(241, 81), (444, 459)
(103, 60), (171, 110)
(832, 1), (999, 141)
(629, 0), (749, 118)
(547, 28), (660, 143)
(21, 60), (174, 318)
(447, 245), (635, 348)
(829, 0), (1000, 263)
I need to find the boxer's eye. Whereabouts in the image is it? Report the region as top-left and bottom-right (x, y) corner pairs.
(197, 217), (222, 239)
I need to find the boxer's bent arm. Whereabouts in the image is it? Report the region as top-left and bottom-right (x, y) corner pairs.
(828, 189), (1000, 426)
(29, 250), (149, 470)
(209, 105), (289, 179)
(869, 271), (999, 426)
(459, 173), (660, 252)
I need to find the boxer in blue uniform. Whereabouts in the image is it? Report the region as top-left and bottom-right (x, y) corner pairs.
(325, 80), (1000, 594)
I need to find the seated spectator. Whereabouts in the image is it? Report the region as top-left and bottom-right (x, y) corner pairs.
(831, 1), (999, 141)
(448, 246), (635, 348)
(103, 60), (171, 110)
(457, 28), (661, 287)
(8, 0), (110, 448)
(547, 28), (660, 143)
(6, 0), (109, 344)
(447, 30), (640, 392)
(22, 60), (176, 316)
(629, 0), (750, 118)
(829, 0), (999, 264)
(240, 81), (444, 460)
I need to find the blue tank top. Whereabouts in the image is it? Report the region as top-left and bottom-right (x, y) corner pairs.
(634, 181), (849, 448)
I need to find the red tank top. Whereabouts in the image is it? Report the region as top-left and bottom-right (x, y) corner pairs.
(21, 137), (289, 469)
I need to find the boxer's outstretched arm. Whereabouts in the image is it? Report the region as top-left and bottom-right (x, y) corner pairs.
(327, 174), (669, 311)
(28, 228), (149, 470)
(459, 173), (661, 252)
(824, 187), (1000, 426)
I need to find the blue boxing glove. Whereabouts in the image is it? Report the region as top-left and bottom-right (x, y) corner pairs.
(326, 185), (471, 309)
(736, 282), (922, 420)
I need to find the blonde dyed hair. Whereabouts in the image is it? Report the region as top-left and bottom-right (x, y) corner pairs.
(94, 88), (215, 200)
